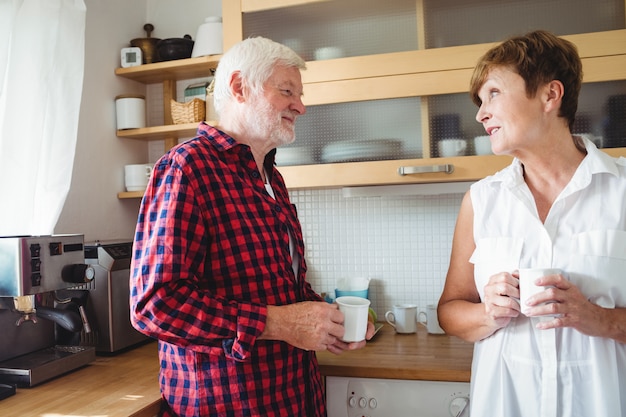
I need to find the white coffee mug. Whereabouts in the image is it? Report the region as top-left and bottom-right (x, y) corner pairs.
(418, 304), (445, 334)
(385, 304), (417, 334)
(473, 135), (493, 155)
(336, 296), (370, 342)
(314, 46), (344, 60)
(518, 268), (562, 316)
(124, 164), (153, 192)
(438, 138), (467, 157)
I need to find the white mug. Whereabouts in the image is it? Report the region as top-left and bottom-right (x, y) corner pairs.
(124, 164), (153, 192)
(518, 268), (562, 316)
(314, 46), (344, 60)
(473, 135), (493, 155)
(438, 138), (467, 157)
(336, 296), (370, 342)
(418, 304), (445, 334)
(385, 304), (417, 334)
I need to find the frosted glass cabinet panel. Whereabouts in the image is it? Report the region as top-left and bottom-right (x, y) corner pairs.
(243, 0), (419, 61)
(427, 80), (626, 158)
(276, 98), (423, 167)
(423, 0), (624, 48)
(243, 0), (625, 59)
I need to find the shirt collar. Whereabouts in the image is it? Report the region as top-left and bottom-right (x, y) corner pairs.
(196, 122), (278, 180)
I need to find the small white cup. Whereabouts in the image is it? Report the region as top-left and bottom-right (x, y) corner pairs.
(124, 164), (153, 192)
(385, 304), (417, 334)
(518, 268), (562, 316)
(418, 304), (445, 334)
(336, 296), (370, 342)
(314, 46), (344, 60)
(473, 135), (493, 155)
(438, 138), (467, 157)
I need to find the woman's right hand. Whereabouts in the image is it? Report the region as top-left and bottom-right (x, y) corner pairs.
(482, 271), (522, 329)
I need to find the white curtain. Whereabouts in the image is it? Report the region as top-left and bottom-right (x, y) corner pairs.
(0, 0), (86, 236)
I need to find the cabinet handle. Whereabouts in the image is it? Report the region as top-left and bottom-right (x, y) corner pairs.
(397, 164), (454, 176)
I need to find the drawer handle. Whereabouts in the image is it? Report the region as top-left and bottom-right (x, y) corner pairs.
(397, 164), (454, 176)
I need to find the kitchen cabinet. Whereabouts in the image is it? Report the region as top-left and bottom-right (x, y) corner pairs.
(116, 0), (626, 198)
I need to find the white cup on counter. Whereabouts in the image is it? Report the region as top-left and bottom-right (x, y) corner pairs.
(124, 164), (153, 192)
(418, 304), (445, 334)
(385, 304), (417, 334)
(336, 296), (370, 342)
(438, 138), (467, 157)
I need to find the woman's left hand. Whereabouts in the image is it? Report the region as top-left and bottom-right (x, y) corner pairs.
(526, 273), (609, 337)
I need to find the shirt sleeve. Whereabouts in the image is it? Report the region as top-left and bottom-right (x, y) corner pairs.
(130, 159), (267, 361)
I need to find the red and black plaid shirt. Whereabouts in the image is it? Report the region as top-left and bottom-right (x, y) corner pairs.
(130, 123), (325, 417)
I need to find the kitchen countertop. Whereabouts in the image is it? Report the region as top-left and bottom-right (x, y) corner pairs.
(0, 325), (474, 416)
(317, 323), (474, 382)
(0, 341), (162, 417)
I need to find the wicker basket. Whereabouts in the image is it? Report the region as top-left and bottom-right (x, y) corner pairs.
(170, 98), (205, 124)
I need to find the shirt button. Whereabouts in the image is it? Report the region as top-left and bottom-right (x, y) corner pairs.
(274, 205), (282, 212)
(251, 171), (259, 178)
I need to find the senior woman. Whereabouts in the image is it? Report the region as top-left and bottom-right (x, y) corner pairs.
(438, 30), (626, 417)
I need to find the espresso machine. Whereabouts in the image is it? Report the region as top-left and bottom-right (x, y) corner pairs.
(0, 234), (96, 388)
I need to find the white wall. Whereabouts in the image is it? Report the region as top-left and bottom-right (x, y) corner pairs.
(146, 0), (221, 39)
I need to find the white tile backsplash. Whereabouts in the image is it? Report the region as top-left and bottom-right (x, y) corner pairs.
(289, 188), (463, 317)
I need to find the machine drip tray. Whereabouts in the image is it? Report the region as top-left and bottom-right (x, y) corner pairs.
(0, 345), (96, 387)
(0, 383), (16, 400)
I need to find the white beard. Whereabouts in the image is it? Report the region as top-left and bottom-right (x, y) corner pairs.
(244, 93), (296, 147)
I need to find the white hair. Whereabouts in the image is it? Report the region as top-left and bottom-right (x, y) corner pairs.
(212, 37), (306, 116)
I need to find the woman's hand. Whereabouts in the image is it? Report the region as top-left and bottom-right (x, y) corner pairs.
(482, 271), (522, 330)
(522, 273), (610, 336)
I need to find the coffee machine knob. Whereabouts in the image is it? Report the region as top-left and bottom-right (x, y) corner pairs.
(62, 264), (96, 284)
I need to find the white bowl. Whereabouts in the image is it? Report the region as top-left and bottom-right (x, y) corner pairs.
(314, 46), (344, 60)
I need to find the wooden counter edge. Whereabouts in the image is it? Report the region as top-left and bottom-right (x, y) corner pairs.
(316, 324), (474, 383)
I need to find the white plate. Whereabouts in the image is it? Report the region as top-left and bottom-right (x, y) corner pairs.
(275, 147), (315, 166)
(321, 139), (403, 163)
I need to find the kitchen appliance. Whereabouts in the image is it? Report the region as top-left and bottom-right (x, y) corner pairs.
(0, 235), (96, 387)
(326, 376), (470, 417)
(82, 241), (149, 353)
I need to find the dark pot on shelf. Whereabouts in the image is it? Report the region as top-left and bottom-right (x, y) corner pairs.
(130, 23), (161, 64)
(157, 35), (195, 61)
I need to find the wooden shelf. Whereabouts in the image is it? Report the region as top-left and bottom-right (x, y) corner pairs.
(242, 0), (330, 13)
(117, 123), (200, 141)
(118, 190), (145, 199)
(117, 148), (626, 198)
(115, 55), (222, 84)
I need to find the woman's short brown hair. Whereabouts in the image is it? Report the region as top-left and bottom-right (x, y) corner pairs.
(469, 30), (583, 130)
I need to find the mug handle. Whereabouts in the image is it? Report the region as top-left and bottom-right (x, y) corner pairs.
(418, 311), (428, 326)
(384, 311), (396, 329)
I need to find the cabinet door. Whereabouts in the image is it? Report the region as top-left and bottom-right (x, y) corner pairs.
(237, 0), (626, 189)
